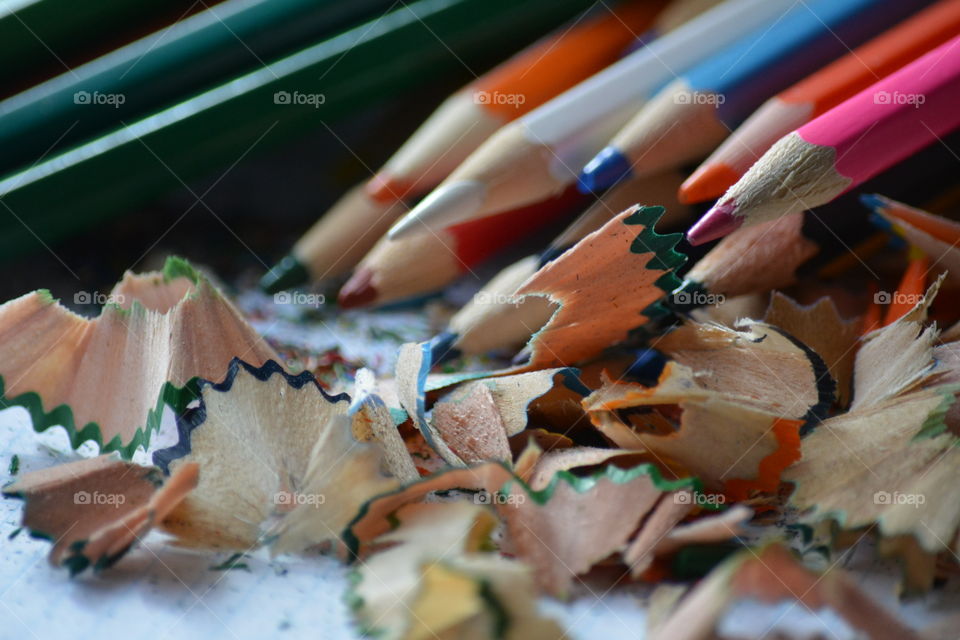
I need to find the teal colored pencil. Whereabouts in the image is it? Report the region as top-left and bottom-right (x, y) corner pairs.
(0, 0), (397, 175)
(0, 0), (596, 260)
(0, 0), (198, 95)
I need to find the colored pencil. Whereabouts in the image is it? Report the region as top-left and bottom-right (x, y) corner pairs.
(675, 135), (960, 305)
(265, 185), (409, 290)
(262, 0), (669, 293)
(620, 0), (726, 58)
(337, 190), (584, 309)
(883, 252), (930, 325)
(386, 0), (796, 240)
(0, 0), (597, 262)
(0, 0), (201, 96)
(0, 0), (397, 176)
(687, 35), (960, 246)
(366, 0), (670, 205)
(681, 0), (960, 204)
(864, 193), (960, 244)
(642, 0), (725, 38)
(863, 193), (960, 288)
(431, 254), (551, 359)
(433, 171), (691, 357)
(577, 0), (929, 193)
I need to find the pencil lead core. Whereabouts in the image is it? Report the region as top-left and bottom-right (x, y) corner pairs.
(366, 173), (413, 204)
(260, 256), (309, 294)
(679, 162), (739, 204)
(338, 267), (378, 309)
(578, 146), (633, 194)
(388, 180), (486, 240)
(687, 200), (741, 246)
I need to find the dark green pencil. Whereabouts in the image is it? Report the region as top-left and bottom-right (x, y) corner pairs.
(0, 0), (596, 261)
(0, 0), (397, 175)
(0, 0), (199, 95)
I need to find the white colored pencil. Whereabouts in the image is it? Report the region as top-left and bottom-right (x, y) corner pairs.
(388, 0), (795, 239)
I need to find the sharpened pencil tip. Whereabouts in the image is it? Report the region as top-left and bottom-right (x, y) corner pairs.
(338, 268), (378, 309)
(511, 344), (532, 366)
(577, 146), (633, 194)
(687, 201), (741, 246)
(386, 215), (417, 240)
(428, 331), (460, 364)
(366, 173), (412, 204)
(859, 193), (887, 212)
(260, 256), (309, 294)
(387, 180), (486, 240)
(679, 162), (740, 204)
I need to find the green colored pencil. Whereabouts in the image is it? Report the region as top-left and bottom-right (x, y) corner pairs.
(0, 0), (397, 175)
(0, 0), (596, 261)
(0, 0), (198, 94)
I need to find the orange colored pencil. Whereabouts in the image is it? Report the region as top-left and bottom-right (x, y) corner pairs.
(367, 0), (669, 204)
(883, 253), (929, 326)
(861, 283), (883, 335)
(681, 0), (960, 204)
(687, 36), (960, 246)
(863, 194), (960, 300)
(865, 193), (960, 244)
(263, 0), (668, 293)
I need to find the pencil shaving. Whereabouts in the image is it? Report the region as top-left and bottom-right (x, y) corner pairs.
(152, 359), (398, 555)
(513, 205), (685, 370)
(3, 456), (198, 574)
(650, 544), (920, 640)
(585, 362), (804, 496)
(786, 280), (960, 555)
(350, 501), (564, 640)
(0, 257), (276, 455)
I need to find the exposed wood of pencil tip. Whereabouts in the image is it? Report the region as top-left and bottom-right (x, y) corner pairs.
(685, 212), (818, 298)
(719, 131), (851, 228)
(450, 255), (555, 354)
(370, 91), (503, 203)
(610, 79), (730, 176)
(339, 229), (461, 308)
(447, 123), (570, 215)
(682, 97), (814, 203)
(293, 185), (408, 282)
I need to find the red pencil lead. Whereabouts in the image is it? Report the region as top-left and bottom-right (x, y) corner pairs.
(338, 267), (378, 309)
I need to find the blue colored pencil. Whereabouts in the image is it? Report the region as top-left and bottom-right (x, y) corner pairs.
(578, 0), (931, 192)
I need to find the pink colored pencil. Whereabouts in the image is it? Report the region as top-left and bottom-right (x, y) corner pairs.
(687, 34), (960, 246)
